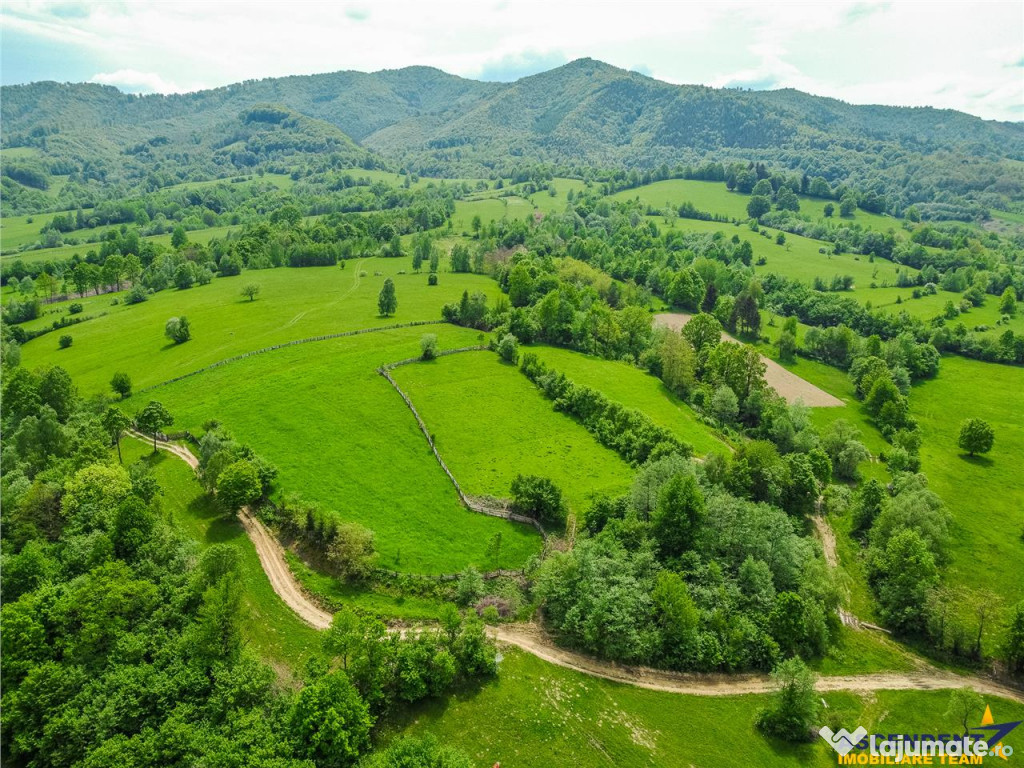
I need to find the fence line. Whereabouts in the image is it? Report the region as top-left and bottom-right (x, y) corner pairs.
(378, 348), (547, 538)
(137, 319), (447, 394)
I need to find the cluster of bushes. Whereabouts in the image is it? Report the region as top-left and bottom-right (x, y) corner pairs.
(534, 451), (838, 672)
(520, 353), (690, 464)
(273, 495), (379, 582)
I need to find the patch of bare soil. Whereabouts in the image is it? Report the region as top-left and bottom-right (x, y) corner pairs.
(654, 313), (844, 407)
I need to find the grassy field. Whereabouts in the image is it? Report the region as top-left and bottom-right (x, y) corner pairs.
(528, 177), (589, 214)
(613, 178), (900, 233)
(526, 344), (728, 456)
(451, 198), (516, 233)
(120, 436), (321, 671)
(124, 326), (543, 574)
(381, 646), (1024, 768)
(20, 258), (500, 395)
(659, 217), (917, 292)
(3, 222), (243, 266)
(391, 350), (634, 516)
(910, 357), (1024, 624)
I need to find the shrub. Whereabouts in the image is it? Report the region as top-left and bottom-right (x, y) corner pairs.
(125, 285), (148, 304)
(164, 316), (191, 344)
(68, 302), (84, 315)
(420, 333), (438, 360)
(510, 474), (566, 525)
(427, 272), (438, 286)
(58, 334), (73, 349)
(497, 333), (519, 364)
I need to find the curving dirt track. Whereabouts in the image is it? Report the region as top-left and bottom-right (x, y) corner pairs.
(134, 434), (1024, 703)
(654, 312), (843, 407)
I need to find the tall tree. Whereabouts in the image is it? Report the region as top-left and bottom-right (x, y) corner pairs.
(101, 407), (131, 463)
(136, 401), (173, 453)
(377, 278), (397, 317)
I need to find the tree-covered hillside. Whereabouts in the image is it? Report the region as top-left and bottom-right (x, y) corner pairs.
(2, 59), (1023, 217)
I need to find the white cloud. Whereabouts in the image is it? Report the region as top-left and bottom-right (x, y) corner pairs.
(2, 0), (1022, 120)
(90, 69), (190, 94)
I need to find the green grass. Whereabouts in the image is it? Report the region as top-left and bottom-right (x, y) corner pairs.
(120, 436), (320, 671)
(610, 179), (753, 219)
(526, 344), (728, 456)
(380, 646), (1024, 768)
(451, 199), (516, 233)
(124, 326), (543, 575)
(658, 217), (917, 291)
(285, 551), (447, 622)
(3, 222), (242, 265)
(527, 177), (589, 214)
(390, 350), (634, 516)
(910, 357), (1024, 625)
(613, 179), (901, 233)
(20, 258), (501, 395)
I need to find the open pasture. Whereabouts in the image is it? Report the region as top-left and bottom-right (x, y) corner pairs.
(390, 350), (634, 515)
(614, 178), (900, 233)
(125, 326), (543, 574)
(526, 344), (728, 455)
(910, 356), (1024, 616)
(20, 257), (501, 394)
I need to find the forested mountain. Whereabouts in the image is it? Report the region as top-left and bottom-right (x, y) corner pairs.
(3, 59), (1023, 216)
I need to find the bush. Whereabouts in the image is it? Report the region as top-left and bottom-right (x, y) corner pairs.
(125, 285), (148, 304)
(58, 334), (73, 349)
(420, 333), (438, 360)
(164, 316), (191, 344)
(756, 658), (819, 742)
(510, 474), (566, 525)
(326, 523), (377, 582)
(497, 333), (519, 364)
(427, 272), (438, 286)
(68, 302), (84, 314)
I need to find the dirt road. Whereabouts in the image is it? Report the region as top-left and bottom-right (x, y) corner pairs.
(135, 434), (1024, 703)
(654, 312), (844, 407)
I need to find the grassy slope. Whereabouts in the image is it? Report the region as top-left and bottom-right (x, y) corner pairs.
(125, 326), (542, 575)
(381, 647), (1024, 768)
(390, 350), (634, 516)
(613, 178), (899, 232)
(527, 344), (728, 456)
(21, 257), (500, 395)
(911, 356), (1024, 617)
(120, 436), (320, 669)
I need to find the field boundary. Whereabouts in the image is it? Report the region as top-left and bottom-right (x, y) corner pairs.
(379, 347), (548, 537)
(137, 319), (448, 394)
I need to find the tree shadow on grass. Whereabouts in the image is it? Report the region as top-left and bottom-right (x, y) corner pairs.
(185, 494), (246, 546)
(377, 673), (499, 732)
(958, 453), (994, 468)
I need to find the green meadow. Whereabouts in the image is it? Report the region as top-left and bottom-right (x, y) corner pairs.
(3, 221), (242, 266)
(660, 217), (917, 291)
(526, 344), (728, 456)
(125, 326), (543, 574)
(380, 646), (1024, 768)
(615, 178), (900, 232)
(910, 356), (1024, 618)
(391, 350), (635, 515)
(21, 257), (500, 394)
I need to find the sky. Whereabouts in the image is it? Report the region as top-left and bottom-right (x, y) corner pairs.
(2, 0), (1022, 121)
